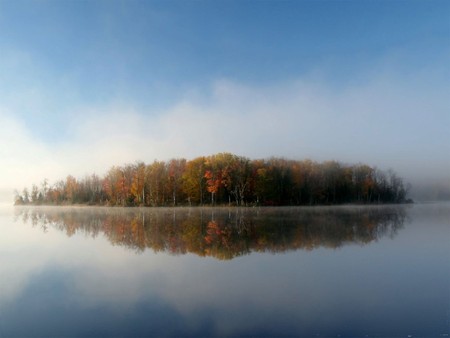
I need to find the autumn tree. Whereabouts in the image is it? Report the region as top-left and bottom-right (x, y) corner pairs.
(167, 158), (187, 206)
(145, 160), (168, 206)
(204, 153), (236, 205)
(103, 167), (126, 205)
(182, 156), (206, 205)
(252, 159), (269, 205)
(224, 155), (252, 206)
(131, 162), (146, 205)
(65, 175), (79, 203)
(16, 152), (410, 206)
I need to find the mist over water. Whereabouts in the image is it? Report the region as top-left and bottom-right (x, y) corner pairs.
(1, 203), (449, 337)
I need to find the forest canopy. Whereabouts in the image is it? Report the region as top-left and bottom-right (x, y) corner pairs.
(15, 153), (410, 207)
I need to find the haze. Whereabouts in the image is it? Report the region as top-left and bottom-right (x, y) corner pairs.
(1, 1), (449, 203)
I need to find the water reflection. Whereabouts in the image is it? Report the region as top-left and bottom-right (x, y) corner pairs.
(15, 206), (406, 259)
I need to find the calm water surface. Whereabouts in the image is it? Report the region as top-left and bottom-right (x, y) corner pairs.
(0, 204), (449, 337)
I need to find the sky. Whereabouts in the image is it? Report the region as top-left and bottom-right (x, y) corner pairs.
(0, 0), (449, 202)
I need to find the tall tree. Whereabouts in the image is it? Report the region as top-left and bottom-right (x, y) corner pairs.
(131, 162), (146, 205)
(168, 158), (187, 206)
(182, 156), (206, 205)
(146, 160), (168, 206)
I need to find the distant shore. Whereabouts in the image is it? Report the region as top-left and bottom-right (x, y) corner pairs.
(15, 153), (410, 207)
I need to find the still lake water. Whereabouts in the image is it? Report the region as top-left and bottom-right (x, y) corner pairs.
(0, 203), (449, 338)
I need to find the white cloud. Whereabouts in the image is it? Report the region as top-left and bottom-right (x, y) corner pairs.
(0, 110), (64, 200)
(1, 68), (449, 203)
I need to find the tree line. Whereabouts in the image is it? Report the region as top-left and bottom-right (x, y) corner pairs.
(14, 152), (410, 207)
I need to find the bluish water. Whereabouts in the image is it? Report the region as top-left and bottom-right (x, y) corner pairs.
(0, 204), (448, 337)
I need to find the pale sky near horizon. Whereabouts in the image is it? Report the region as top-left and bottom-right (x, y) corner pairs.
(0, 0), (449, 202)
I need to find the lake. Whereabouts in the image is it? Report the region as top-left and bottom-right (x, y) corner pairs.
(0, 203), (449, 337)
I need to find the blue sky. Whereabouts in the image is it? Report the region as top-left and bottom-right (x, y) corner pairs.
(0, 0), (449, 201)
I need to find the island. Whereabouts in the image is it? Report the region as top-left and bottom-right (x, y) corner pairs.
(15, 152), (410, 207)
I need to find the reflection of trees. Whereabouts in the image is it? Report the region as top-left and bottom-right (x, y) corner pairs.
(15, 206), (407, 260)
